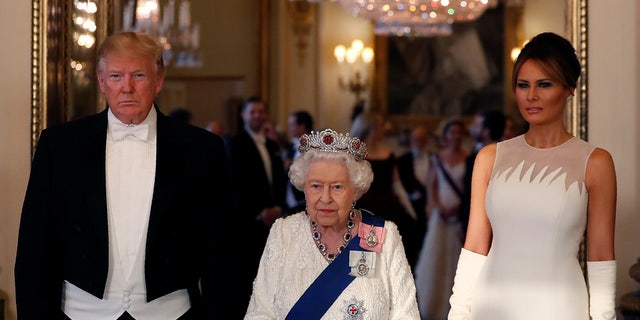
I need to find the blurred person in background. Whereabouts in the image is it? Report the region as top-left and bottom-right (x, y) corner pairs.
(228, 96), (288, 314)
(350, 111), (420, 269)
(458, 109), (505, 241)
(414, 118), (469, 320)
(397, 126), (432, 269)
(284, 110), (314, 216)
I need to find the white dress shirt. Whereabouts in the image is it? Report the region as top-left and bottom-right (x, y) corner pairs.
(247, 128), (273, 185)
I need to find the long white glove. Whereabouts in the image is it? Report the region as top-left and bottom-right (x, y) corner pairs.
(448, 248), (487, 320)
(588, 260), (617, 320)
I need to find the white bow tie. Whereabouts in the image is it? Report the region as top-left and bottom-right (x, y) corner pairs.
(110, 122), (149, 141)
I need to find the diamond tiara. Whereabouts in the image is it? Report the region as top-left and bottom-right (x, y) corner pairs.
(298, 129), (368, 161)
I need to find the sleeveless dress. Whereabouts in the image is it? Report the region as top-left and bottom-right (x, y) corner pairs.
(414, 155), (465, 320)
(471, 135), (595, 320)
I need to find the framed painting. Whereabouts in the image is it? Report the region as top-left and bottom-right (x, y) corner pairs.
(372, 2), (506, 134)
(372, 0), (587, 141)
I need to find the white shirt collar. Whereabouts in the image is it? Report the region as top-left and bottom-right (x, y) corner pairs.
(107, 107), (157, 142)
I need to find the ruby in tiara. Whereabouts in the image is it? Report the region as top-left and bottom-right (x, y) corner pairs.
(298, 129), (368, 161)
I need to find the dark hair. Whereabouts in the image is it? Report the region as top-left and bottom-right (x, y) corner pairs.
(168, 108), (192, 123)
(511, 32), (581, 91)
(481, 109), (506, 141)
(351, 99), (366, 122)
(292, 110), (314, 131)
(441, 118), (466, 136)
(242, 96), (263, 112)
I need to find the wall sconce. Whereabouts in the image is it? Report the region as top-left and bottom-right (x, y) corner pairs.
(510, 40), (528, 61)
(334, 39), (374, 103)
(510, 46), (521, 62)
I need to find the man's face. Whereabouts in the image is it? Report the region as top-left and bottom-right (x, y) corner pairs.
(97, 52), (163, 124)
(410, 128), (428, 150)
(242, 101), (267, 133)
(469, 114), (485, 142)
(288, 115), (305, 139)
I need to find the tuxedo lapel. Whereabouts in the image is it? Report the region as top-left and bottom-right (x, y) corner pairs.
(145, 111), (178, 248)
(80, 110), (110, 256)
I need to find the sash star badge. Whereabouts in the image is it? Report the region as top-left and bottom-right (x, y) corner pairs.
(343, 297), (367, 319)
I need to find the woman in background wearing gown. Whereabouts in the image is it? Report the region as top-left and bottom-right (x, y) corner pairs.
(448, 32), (617, 320)
(414, 118), (469, 320)
(350, 112), (420, 268)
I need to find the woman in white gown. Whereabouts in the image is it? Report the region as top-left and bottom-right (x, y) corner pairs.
(244, 129), (420, 319)
(448, 32), (617, 320)
(414, 118), (469, 320)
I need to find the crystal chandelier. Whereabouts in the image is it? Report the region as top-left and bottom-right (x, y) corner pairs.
(336, 0), (498, 37)
(122, 0), (202, 68)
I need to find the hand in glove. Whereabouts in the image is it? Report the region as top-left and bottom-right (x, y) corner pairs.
(448, 248), (486, 320)
(588, 260), (617, 320)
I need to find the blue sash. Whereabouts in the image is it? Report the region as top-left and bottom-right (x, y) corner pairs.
(285, 211), (384, 320)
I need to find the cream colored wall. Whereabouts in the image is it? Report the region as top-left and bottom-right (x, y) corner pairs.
(589, 0), (640, 300)
(1, 1), (639, 319)
(0, 1), (31, 319)
(521, 0), (565, 39)
(317, 2), (374, 133)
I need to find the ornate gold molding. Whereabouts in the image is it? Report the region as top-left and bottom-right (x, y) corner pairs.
(288, 1), (315, 66)
(31, 0), (46, 157)
(567, 0), (588, 140)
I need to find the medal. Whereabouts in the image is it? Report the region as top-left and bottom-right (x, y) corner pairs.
(356, 252), (369, 276)
(365, 228), (378, 247)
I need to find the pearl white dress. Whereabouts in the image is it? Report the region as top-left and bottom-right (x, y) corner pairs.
(471, 135), (594, 319)
(414, 156), (465, 320)
(244, 212), (420, 319)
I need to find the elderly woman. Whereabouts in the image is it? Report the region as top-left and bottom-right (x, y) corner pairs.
(244, 129), (420, 319)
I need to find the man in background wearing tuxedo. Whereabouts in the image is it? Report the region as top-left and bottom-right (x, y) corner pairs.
(227, 96), (288, 313)
(283, 110), (314, 216)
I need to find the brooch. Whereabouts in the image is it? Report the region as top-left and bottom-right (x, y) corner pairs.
(356, 251), (369, 276)
(343, 297), (367, 319)
(357, 222), (386, 252)
(349, 250), (376, 277)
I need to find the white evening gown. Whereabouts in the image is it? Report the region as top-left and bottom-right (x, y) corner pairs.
(414, 157), (465, 320)
(244, 212), (420, 320)
(471, 135), (594, 319)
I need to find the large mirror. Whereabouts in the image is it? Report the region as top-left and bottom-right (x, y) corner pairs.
(370, 0), (587, 142)
(31, 0), (588, 146)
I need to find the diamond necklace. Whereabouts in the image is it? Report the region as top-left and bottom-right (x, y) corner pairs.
(310, 210), (357, 262)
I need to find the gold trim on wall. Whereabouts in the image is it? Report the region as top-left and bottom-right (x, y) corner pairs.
(567, 0), (588, 140)
(31, 0), (111, 157)
(287, 1), (315, 66)
(31, 0), (47, 156)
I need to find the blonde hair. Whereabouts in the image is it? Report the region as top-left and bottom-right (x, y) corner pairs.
(96, 32), (165, 76)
